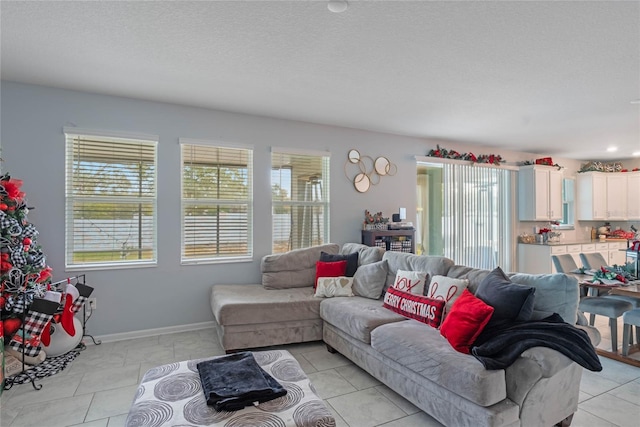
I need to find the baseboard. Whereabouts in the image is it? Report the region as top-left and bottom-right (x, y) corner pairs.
(85, 321), (217, 344)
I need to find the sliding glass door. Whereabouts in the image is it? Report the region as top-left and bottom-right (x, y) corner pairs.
(417, 160), (516, 271)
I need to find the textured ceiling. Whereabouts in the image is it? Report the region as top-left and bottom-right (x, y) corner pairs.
(1, 0), (639, 160)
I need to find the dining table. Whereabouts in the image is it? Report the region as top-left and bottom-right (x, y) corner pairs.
(576, 276), (640, 367)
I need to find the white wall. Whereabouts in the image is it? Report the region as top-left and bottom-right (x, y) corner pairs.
(2, 81), (636, 336)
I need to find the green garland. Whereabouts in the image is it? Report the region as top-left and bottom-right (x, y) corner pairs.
(426, 145), (505, 166)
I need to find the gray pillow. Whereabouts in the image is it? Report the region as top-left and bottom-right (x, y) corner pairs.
(352, 260), (388, 299)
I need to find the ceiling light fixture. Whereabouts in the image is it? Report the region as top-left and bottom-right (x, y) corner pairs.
(633, 151), (640, 157)
(328, 0), (348, 13)
(606, 146), (618, 152)
(631, 99), (640, 104)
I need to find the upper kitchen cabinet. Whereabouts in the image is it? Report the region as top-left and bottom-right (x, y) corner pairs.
(518, 165), (563, 221)
(627, 171), (640, 220)
(577, 171), (628, 221)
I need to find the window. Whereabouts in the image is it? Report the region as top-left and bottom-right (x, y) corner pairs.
(416, 159), (516, 271)
(181, 140), (253, 263)
(271, 148), (330, 253)
(558, 178), (575, 229)
(65, 129), (157, 268)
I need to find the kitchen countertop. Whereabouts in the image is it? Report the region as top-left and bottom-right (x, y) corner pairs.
(519, 239), (631, 246)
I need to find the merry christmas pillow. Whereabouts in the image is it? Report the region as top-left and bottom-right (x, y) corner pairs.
(391, 269), (429, 295)
(383, 286), (445, 328)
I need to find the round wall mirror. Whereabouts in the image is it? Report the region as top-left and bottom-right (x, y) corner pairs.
(354, 172), (370, 193)
(374, 157), (390, 176)
(348, 149), (360, 164)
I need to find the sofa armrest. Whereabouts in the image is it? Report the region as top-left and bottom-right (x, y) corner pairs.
(505, 347), (573, 407)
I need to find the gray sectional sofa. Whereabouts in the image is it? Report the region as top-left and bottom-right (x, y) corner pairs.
(210, 243), (600, 427)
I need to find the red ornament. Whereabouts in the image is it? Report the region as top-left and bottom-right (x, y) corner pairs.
(23, 237), (32, 246)
(3, 317), (22, 337)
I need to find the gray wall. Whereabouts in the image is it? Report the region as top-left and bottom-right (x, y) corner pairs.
(0, 82), (428, 336)
(3, 82), (637, 336)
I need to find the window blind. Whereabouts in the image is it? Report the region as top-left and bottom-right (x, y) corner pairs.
(181, 143), (253, 262)
(441, 163), (515, 271)
(271, 149), (330, 254)
(65, 132), (157, 268)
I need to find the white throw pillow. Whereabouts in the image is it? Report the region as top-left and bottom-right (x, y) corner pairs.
(391, 269), (429, 295)
(314, 276), (354, 298)
(427, 275), (469, 315)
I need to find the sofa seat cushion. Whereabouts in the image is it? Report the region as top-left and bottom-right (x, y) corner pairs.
(320, 296), (407, 344)
(211, 284), (322, 326)
(370, 320), (507, 407)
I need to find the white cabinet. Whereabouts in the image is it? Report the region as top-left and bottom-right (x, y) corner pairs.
(517, 242), (622, 274)
(607, 241), (628, 265)
(627, 172), (640, 220)
(577, 171), (628, 220)
(518, 165), (563, 221)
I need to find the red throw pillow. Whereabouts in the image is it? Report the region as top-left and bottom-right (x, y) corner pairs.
(383, 287), (445, 328)
(439, 289), (494, 354)
(315, 260), (348, 289)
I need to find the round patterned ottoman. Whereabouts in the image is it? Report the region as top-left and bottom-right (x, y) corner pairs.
(125, 350), (336, 427)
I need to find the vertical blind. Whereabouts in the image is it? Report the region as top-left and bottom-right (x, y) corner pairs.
(442, 163), (515, 271)
(181, 142), (253, 262)
(65, 131), (158, 268)
(271, 149), (330, 254)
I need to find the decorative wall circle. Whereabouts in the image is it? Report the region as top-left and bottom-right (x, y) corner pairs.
(348, 149), (360, 163)
(345, 150), (397, 193)
(374, 157), (390, 175)
(354, 173), (370, 193)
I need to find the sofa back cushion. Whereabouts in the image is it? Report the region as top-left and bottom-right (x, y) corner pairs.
(261, 243), (340, 289)
(340, 243), (385, 266)
(382, 251), (454, 292)
(448, 265), (580, 324)
(509, 273), (579, 324)
(446, 265), (493, 294)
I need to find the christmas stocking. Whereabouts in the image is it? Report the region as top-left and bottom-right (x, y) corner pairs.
(70, 282), (94, 314)
(8, 297), (59, 358)
(60, 284), (80, 336)
(40, 290), (62, 347)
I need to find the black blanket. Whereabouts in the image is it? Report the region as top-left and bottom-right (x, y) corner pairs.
(197, 352), (287, 411)
(471, 314), (602, 371)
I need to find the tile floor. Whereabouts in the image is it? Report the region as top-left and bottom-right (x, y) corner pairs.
(1, 322), (639, 427)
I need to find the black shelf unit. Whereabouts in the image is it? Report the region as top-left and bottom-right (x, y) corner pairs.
(362, 229), (415, 254)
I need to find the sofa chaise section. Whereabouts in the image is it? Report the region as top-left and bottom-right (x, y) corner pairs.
(211, 284), (323, 352)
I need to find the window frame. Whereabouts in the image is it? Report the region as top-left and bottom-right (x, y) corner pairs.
(180, 138), (253, 265)
(64, 127), (158, 270)
(556, 177), (575, 230)
(271, 147), (330, 254)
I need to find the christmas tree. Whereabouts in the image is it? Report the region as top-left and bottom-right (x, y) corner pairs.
(0, 173), (52, 313)
(1, 173), (56, 368)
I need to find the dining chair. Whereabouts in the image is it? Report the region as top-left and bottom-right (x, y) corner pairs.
(579, 252), (608, 270)
(579, 297), (633, 353)
(551, 254), (579, 273)
(622, 308), (640, 356)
